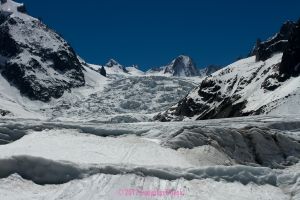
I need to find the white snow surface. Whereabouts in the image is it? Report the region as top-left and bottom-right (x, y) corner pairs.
(0, 116), (299, 199)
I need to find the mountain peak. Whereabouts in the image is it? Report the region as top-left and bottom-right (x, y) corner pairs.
(105, 59), (121, 68)
(103, 59), (129, 74)
(250, 20), (297, 61)
(164, 55), (199, 77)
(177, 54), (190, 59)
(146, 55), (200, 77)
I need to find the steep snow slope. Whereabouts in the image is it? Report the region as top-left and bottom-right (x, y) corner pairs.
(0, 63), (107, 119)
(156, 19), (300, 121)
(125, 65), (145, 76)
(0, 0), (86, 102)
(156, 53), (300, 121)
(103, 59), (128, 74)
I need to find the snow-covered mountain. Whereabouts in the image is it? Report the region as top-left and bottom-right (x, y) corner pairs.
(146, 55), (199, 77)
(155, 19), (300, 121)
(147, 55), (221, 78)
(89, 59), (144, 76)
(164, 55), (199, 77)
(0, 0), (197, 120)
(0, 1), (300, 200)
(125, 65), (144, 76)
(103, 59), (128, 74)
(250, 21), (297, 61)
(0, 0), (86, 102)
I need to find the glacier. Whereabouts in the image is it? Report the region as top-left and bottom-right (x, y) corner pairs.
(0, 116), (300, 199)
(0, 0), (300, 199)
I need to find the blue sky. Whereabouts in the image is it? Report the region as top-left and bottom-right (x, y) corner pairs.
(21, 0), (300, 70)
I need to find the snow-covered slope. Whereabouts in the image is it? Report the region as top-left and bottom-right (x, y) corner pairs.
(125, 65), (144, 76)
(89, 59), (144, 76)
(156, 20), (300, 121)
(0, 0), (86, 102)
(156, 53), (300, 121)
(103, 59), (128, 74)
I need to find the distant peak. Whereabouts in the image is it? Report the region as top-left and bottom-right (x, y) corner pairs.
(129, 64), (139, 69)
(164, 55), (199, 77)
(177, 54), (190, 59)
(174, 55), (193, 63)
(105, 59), (121, 67)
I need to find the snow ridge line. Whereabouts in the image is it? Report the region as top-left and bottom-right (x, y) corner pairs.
(0, 121), (149, 144)
(0, 155), (299, 187)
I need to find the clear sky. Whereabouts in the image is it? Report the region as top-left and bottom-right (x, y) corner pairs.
(20, 0), (300, 71)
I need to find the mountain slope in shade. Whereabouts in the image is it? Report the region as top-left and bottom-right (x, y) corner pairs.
(164, 55), (199, 77)
(0, 0), (85, 102)
(155, 20), (300, 121)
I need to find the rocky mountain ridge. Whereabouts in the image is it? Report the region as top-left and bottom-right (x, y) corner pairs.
(155, 19), (300, 121)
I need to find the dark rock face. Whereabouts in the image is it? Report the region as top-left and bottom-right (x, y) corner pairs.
(147, 55), (204, 77)
(0, 7), (85, 102)
(99, 66), (106, 77)
(164, 55), (199, 77)
(0, 109), (10, 116)
(261, 70), (283, 91)
(16, 4), (26, 13)
(251, 21), (297, 61)
(155, 75), (250, 121)
(279, 19), (300, 78)
(154, 97), (209, 121)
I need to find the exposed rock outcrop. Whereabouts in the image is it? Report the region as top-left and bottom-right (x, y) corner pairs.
(0, 0), (85, 102)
